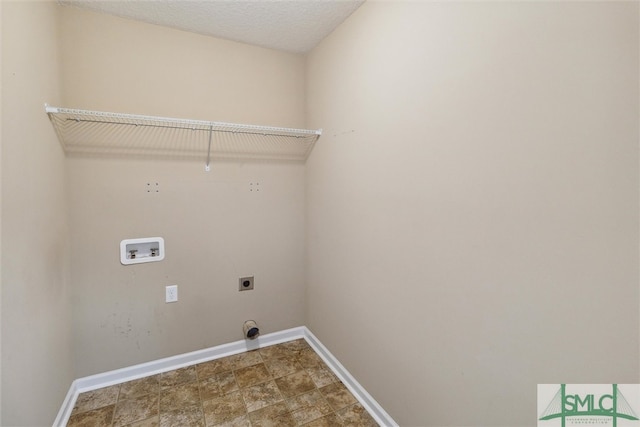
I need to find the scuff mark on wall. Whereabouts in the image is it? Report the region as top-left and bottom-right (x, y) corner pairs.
(100, 302), (138, 339)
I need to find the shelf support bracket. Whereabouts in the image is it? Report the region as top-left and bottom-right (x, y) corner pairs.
(205, 124), (213, 172)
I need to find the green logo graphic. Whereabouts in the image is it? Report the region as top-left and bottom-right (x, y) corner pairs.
(539, 384), (639, 427)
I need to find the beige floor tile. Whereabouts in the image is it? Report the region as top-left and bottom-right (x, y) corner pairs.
(73, 385), (120, 414)
(246, 401), (287, 418)
(229, 350), (263, 369)
(258, 343), (296, 360)
(241, 380), (283, 412)
(159, 404), (204, 427)
(125, 416), (159, 427)
(306, 365), (339, 388)
(199, 371), (238, 401)
(274, 370), (316, 398)
(234, 363), (271, 388)
(264, 357), (303, 379)
(247, 402), (296, 427)
(303, 413), (345, 427)
(66, 339), (379, 427)
(159, 381), (200, 411)
(210, 414), (251, 427)
(112, 393), (159, 427)
(67, 405), (115, 427)
(196, 357), (235, 380)
(159, 366), (197, 388)
(319, 382), (358, 412)
(202, 390), (247, 426)
(337, 403), (378, 426)
(297, 348), (324, 369)
(119, 376), (160, 400)
(280, 338), (310, 352)
(286, 389), (333, 425)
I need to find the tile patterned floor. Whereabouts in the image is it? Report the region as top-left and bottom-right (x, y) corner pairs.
(67, 339), (379, 427)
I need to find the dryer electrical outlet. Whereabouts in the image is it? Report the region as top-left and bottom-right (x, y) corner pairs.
(239, 276), (254, 291)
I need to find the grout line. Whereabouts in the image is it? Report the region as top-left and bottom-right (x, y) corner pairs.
(196, 367), (205, 427)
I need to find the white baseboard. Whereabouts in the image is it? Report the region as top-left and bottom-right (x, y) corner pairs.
(53, 326), (397, 427)
(302, 328), (398, 427)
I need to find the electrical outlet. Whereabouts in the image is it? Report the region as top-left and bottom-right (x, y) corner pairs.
(239, 276), (254, 291)
(166, 285), (178, 303)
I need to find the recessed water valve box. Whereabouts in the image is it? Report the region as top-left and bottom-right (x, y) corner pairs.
(120, 237), (165, 265)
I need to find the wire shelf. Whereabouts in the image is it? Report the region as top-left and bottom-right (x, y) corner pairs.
(45, 106), (321, 165)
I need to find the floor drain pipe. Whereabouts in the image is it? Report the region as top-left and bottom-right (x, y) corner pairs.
(243, 320), (259, 340)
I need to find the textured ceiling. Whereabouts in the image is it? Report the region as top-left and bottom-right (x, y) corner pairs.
(59, 0), (365, 54)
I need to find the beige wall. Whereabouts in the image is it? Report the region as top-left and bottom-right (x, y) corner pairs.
(67, 158), (306, 376)
(1, 1), (73, 425)
(0, 0), (4, 420)
(58, 7), (308, 377)
(58, 6), (305, 127)
(306, 2), (639, 425)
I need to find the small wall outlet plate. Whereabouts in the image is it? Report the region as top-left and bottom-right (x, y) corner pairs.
(166, 285), (178, 303)
(239, 276), (254, 291)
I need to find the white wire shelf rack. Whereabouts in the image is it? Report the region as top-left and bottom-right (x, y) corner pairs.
(45, 105), (321, 168)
